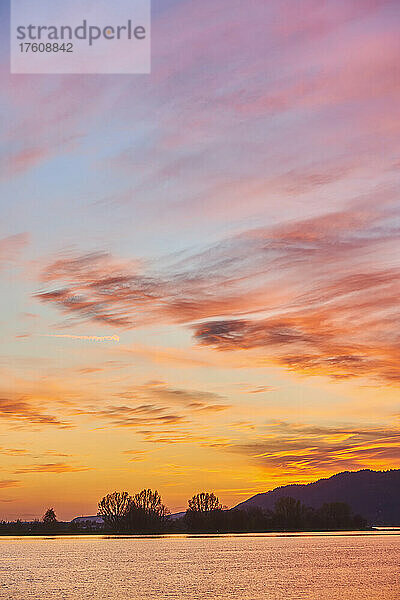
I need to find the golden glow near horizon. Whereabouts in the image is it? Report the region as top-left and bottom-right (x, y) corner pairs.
(0, 0), (399, 520)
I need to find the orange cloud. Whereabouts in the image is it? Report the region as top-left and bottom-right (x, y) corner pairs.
(15, 463), (91, 474)
(122, 343), (213, 368)
(228, 421), (400, 477)
(116, 381), (229, 408)
(0, 447), (28, 456)
(71, 382), (230, 430)
(122, 450), (149, 462)
(0, 480), (21, 489)
(0, 397), (71, 428)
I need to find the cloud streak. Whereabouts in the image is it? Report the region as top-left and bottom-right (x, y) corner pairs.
(14, 463), (90, 474)
(0, 233), (29, 270)
(228, 421), (400, 476)
(0, 397), (71, 428)
(73, 382), (230, 429)
(0, 480), (21, 489)
(40, 334), (120, 343)
(37, 200), (400, 384)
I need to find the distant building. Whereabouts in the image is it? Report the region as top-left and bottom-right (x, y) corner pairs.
(169, 511), (186, 521)
(71, 515), (104, 529)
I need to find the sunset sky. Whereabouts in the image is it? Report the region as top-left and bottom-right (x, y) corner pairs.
(0, 0), (399, 521)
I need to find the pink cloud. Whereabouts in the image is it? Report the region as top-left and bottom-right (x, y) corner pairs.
(1, 147), (49, 178)
(0, 233), (29, 269)
(36, 197), (400, 384)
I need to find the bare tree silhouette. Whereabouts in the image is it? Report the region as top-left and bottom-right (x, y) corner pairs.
(185, 492), (224, 531)
(98, 491), (132, 531)
(126, 489), (169, 532)
(188, 492), (222, 513)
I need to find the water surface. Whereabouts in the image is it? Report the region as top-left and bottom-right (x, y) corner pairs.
(1, 532), (399, 599)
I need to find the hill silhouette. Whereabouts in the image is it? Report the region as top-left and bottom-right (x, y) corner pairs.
(235, 469), (400, 525)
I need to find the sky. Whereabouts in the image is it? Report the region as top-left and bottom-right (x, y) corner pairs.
(0, 0), (399, 521)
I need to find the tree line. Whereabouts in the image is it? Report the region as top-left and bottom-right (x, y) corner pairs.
(0, 489), (367, 534)
(97, 489), (367, 533)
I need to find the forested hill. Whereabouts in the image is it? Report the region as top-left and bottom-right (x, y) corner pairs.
(235, 469), (400, 525)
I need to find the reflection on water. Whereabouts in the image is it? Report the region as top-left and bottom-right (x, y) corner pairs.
(0, 532), (399, 599)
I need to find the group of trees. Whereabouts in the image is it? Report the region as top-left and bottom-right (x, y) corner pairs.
(97, 489), (366, 533)
(98, 489), (169, 533)
(0, 507), (64, 535)
(181, 496), (367, 533)
(184, 492), (224, 532)
(0, 490), (367, 535)
(96, 490), (226, 533)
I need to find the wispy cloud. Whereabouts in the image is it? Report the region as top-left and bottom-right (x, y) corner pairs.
(0, 147), (49, 179)
(89, 404), (185, 429)
(14, 463), (90, 474)
(138, 429), (231, 447)
(0, 397), (71, 428)
(0, 447), (28, 456)
(116, 381), (229, 409)
(40, 334), (120, 342)
(37, 200), (400, 384)
(122, 449), (149, 462)
(0, 233), (29, 270)
(72, 381), (230, 429)
(228, 420), (400, 476)
(0, 480), (21, 489)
